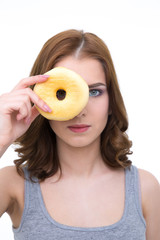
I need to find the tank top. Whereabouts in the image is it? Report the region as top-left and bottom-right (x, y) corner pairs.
(13, 165), (146, 239)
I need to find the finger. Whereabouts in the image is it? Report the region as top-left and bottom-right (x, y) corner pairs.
(24, 106), (40, 124)
(14, 94), (33, 119)
(1, 98), (29, 116)
(28, 105), (41, 123)
(22, 100), (32, 122)
(16, 103), (29, 121)
(4, 94), (32, 118)
(12, 75), (50, 91)
(10, 88), (52, 113)
(24, 88), (52, 113)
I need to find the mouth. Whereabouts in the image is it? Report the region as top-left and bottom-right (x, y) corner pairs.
(68, 124), (91, 133)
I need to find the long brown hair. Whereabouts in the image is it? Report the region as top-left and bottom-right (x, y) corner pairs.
(14, 29), (132, 181)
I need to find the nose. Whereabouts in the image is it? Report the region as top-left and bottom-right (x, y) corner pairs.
(76, 107), (87, 118)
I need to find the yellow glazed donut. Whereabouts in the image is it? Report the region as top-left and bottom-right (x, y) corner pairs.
(34, 67), (89, 121)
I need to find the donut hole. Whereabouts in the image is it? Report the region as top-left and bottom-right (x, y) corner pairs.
(56, 89), (66, 100)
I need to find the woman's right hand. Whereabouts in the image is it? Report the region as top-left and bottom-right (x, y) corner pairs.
(0, 75), (52, 150)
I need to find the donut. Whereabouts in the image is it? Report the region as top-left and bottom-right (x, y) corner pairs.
(33, 67), (89, 121)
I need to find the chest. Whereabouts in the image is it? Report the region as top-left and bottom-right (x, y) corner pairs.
(40, 173), (125, 228)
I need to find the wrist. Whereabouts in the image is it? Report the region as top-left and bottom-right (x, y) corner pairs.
(0, 138), (12, 158)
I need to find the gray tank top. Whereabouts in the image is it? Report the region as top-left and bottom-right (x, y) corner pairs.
(13, 165), (146, 239)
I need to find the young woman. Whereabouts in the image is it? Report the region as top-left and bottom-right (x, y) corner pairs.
(0, 29), (160, 240)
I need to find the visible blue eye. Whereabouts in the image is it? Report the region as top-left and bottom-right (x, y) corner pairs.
(89, 89), (103, 97)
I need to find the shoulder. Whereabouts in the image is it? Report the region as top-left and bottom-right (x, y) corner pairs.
(0, 165), (23, 180)
(138, 168), (160, 200)
(0, 165), (25, 217)
(138, 168), (160, 188)
(138, 168), (160, 210)
(138, 168), (160, 238)
(0, 165), (24, 198)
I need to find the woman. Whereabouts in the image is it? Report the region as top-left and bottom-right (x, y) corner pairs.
(0, 29), (159, 240)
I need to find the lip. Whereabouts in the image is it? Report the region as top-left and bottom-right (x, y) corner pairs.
(68, 124), (91, 133)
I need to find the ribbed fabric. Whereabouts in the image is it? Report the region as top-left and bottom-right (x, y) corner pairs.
(13, 165), (146, 239)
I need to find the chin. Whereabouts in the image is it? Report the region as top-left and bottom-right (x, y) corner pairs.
(65, 139), (90, 148)
(59, 135), (100, 149)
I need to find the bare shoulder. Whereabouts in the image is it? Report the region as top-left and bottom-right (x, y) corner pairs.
(138, 168), (160, 206)
(0, 165), (24, 198)
(138, 168), (160, 196)
(0, 165), (24, 217)
(138, 167), (159, 184)
(138, 168), (160, 239)
(0, 165), (24, 180)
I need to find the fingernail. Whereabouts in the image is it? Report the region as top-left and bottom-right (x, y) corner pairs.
(43, 104), (52, 112)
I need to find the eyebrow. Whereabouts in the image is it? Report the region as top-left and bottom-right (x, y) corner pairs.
(88, 83), (107, 88)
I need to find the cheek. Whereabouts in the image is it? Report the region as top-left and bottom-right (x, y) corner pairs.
(49, 121), (55, 130)
(90, 96), (109, 118)
(49, 121), (70, 139)
(49, 121), (61, 134)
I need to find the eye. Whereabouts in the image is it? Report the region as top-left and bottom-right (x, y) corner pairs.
(89, 89), (103, 97)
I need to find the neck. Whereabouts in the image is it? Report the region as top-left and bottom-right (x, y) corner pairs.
(56, 137), (108, 179)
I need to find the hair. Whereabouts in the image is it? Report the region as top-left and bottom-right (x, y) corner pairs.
(14, 29), (132, 182)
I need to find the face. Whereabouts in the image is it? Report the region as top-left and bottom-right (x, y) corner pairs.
(49, 56), (110, 148)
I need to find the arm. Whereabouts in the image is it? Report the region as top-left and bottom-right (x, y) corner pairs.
(0, 141), (11, 158)
(0, 167), (14, 217)
(0, 75), (52, 222)
(0, 169), (11, 216)
(0, 165), (25, 224)
(0, 74), (51, 158)
(139, 169), (160, 240)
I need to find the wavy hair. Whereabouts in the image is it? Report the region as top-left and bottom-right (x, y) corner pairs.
(14, 29), (132, 181)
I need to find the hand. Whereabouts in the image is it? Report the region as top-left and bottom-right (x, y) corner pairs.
(0, 75), (51, 148)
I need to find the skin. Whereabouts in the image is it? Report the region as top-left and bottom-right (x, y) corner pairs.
(50, 56), (110, 177)
(0, 56), (160, 239)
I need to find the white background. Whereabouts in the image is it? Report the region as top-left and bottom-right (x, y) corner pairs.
(0, 0), (160, 239)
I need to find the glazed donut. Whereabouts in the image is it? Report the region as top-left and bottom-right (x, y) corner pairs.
(33, 67), (89, 121)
